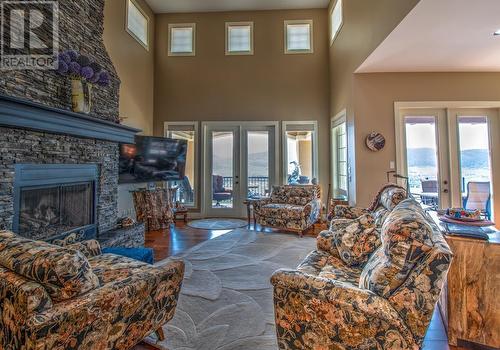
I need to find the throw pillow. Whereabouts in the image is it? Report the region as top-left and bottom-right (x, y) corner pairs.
(330, 214), (380, 266)
(358, 199), (433, 298)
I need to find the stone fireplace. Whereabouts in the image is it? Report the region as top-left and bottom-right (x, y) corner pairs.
(0, 0), (143, 244)
(0, 96), (139, 242)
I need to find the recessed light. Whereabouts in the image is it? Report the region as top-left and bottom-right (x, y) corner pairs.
(494, 29), (500, 36)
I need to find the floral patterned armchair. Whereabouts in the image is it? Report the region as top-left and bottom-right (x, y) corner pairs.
(330, 183), (407, 227)
(271, 198), (452, 349)
(253, 185), (321, 236)
(0, 231), (184, 350)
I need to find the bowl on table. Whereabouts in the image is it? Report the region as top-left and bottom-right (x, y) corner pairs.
(445, 208), (482, 222)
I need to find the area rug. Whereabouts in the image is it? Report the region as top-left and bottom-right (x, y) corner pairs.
(187, 218), (248, 230)
(147, 228), (316, 350)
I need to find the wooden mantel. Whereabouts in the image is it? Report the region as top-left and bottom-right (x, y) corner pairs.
(0, 94), (140, 143)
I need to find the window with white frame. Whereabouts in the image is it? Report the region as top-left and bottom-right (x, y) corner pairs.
(283, 121), (318, 184)
(330, 0), (343, 45)
(168, 23), (196, 56)
(164, 122), (199, 208)
(331, 115), (348, 199)
(126, 0), (149, 50)
(226, 22), (254, 55)
(285, 20), (313, 54)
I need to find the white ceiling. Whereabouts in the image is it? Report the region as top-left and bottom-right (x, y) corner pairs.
(145, 0), (330, 14)
(357, 0), (500, 73)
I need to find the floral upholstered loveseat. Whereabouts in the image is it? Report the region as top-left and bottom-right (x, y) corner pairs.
(271, 198), (452, 349)
(0, 230), (184, 350)
(253, 185), (321, 236)
(330, 183), (407, 227)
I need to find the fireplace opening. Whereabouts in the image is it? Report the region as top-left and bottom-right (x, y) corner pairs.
(14, 164), (98, 241)
(19, 182), (94, 238)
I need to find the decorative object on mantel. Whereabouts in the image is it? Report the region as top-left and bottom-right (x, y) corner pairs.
(365, 132), (386, 151)
(56, 50), (110, 114)
(132, 188), (173, 231)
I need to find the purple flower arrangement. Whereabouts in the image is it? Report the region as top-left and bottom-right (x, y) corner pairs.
(56, 49), (110, 86)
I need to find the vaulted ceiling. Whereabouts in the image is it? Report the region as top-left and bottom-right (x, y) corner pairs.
(357, 0), (500, 72)
(145, 0), (330, 13)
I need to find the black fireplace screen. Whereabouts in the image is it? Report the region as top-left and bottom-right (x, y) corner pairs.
(18, 182), (94, 239)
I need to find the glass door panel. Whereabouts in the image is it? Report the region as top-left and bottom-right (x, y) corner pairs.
(397, 109), (450, 209)
(246, 131), (269, 198)
(211, 131), (235, 209)
(404, 116), (440, 207)
(457, 116), (493, 219)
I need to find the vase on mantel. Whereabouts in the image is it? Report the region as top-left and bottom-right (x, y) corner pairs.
(71, 78), (92, 114)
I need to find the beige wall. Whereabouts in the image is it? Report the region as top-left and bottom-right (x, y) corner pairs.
(104, 0), (155, 135)
(328, 0), (419, 205)
(329, 0), (419, 116)
(154, 9), (331, 193)
(353, 72), (500, 206)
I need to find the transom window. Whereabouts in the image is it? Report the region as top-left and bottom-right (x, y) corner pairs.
(330, 0), (343, 45)
(168, 23), (196, 56)
(226, 22), (254, 55)
(284, 20), (313, 54)
(126, 0), (149, 50)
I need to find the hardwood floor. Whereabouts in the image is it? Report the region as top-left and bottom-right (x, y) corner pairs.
(144, 221), (322, 262)
(134, 220), (465, 350)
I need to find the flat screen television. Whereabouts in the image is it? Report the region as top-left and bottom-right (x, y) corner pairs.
(119, 136), (187, 184)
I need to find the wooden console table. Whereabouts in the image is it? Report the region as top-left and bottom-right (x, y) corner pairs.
(431, 213), (500, 348)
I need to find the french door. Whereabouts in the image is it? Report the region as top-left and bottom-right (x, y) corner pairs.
(203, 122), (278, 218)
(396, 109), (451, 209)
(396, 106), (499, 224)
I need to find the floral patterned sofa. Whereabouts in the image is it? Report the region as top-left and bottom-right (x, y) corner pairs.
(330, 183), (407, 227)
(253, 185), (321, 236)
(271, 198), (452, 349)
(0, 230), (184, 350)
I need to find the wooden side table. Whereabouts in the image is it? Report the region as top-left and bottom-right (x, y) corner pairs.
(430, 213), (500, 348)
(172, 208), (188, 224)
(243, 198), (264, 226)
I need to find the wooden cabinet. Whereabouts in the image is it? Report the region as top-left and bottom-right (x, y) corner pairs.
(438, 233), (500, 348)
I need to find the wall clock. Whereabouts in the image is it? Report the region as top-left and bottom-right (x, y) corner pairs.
(365, 132), (385, 151)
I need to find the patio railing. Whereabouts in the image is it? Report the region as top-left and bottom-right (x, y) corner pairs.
(222, 176), (269, 197)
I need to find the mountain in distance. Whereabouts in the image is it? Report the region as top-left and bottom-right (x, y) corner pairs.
(407, 148), (489, 168)
(212, 151), (269, 177)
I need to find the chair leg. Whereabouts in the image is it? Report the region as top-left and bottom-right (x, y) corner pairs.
(155, 327), (166, 341)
